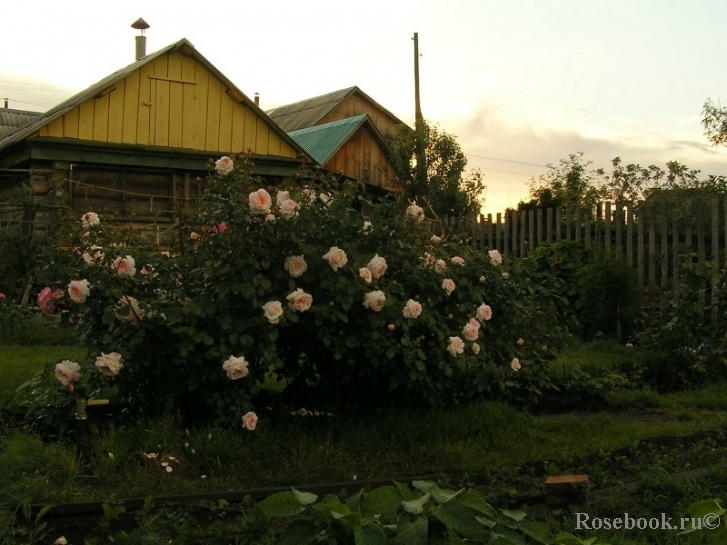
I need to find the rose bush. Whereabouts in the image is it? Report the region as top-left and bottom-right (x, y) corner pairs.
(35, 155), (568, 425)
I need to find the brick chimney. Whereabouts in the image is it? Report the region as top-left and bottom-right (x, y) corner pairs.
(131, 18), (150, 61)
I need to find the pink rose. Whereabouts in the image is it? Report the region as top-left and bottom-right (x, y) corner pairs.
(471, 343), (481, 355)
(112, 255), (136, 277)
(517, 337), (525, 346)
(489, 249), (503, 266)
(215, 221), (228, 233)
(362, 221), (373, 233)
(476, 303), (493, 322)
(81, 211), (100, 229)
(279, 198), (299, 219)
(431, 235), (441, 243)
(248, 188), (273, 215)
(367, 254), (388, 280)
(451, 256), (465, 266)
(190, 232), (200, 240)
(67, 279), (91, 303)
(511, 358), (522, 372)
(322, 246), (348, 270)
(423, 253), (436, 267)
(54, 360), (81, 386)
(462, 320), (479, 342)
(286, 288), (313, 312)
(447, 336), (465, 357)
(0, 293), (5, 300)
(241, 411), (258, 431)
(222, 355), (249, 380)
(284, 256), (308, 278)
(95, 352), (124, 377)
(116, 296), (144, 326)
(434, 259), (446, 274)
(262, 301), (284, 324)
(276, 190), (290, 206)
(82, 245), (104, 265)
(215, 156), (234, 176)
(265, 213), (276, 222)
(37, 287), (63, 314)
(406, 202), (424, 222)
(388, 323), (396, 331)
(402, 299), (422, 319)
(441, 278), (456, 295)
(359, 267), (372, 283)
(363, 290), (386, 312)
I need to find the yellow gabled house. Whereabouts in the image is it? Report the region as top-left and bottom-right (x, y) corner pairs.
(0, 38), (313, 230)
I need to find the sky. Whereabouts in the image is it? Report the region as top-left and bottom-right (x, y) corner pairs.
(4, 0), (727, 214)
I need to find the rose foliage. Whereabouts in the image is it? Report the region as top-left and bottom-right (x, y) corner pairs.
(44, 157), (568, 425)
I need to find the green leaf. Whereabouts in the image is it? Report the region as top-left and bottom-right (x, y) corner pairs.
(402, 493), (430, 515)
(458, 490), (496, 520)
(393, 481), (416, 501)
(292, 488), (318, 506)
(258, 491), (305, 517)
(395, 515), (428, 545)
(346, 488), (364, 511)
(353, 523), (388, 545)
(411, 480), (437, 494)
(431, 502), (487, 541)
(362, 485), (402, 516)
(519, 521), (553, 544)
(430, 486), (464, 505)
(500, 509), (527, 523)
(279, 520), (317, 545)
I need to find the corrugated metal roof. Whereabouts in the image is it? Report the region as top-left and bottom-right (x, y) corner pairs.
(0, 39), (311, 161)
(267, 87), (357, 132)
(288, 114), (368, 164)
(0, 109), (43, 139)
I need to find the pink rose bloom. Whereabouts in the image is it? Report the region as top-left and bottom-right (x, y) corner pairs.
(359, 267), (373, 283)
(479, 275), (487, 283)
(284, 256), (308, 278)
(406, 202), (424, 222)
(362, 221), (373, 233)
(451, 256), (465, 266)
(215, 156), (234, 176)
(95, 352), (124, 377)
(511, 357), (522, 372)
(81, 211), (100, 229)
(55, 360), (81, 386)
(402, 299), (422, 319)
(423, 253), (436, 267)
(276, 190), (290, 206)
(319, 192), (331, 205)
(431, 235), (441, 243)
(265, 213), (276, 222)
(262, 301), (284, 324)
(112, 255), (136, 277)
(447, 336), (465, 357)
(67, 279), (91, 303)
(471, 343), (481, 355)
(0, 293), (5, 300)
(462, 320), (479, 342)
(241, 411), (258, 431)
(363, 290), (386, 312)
(517, 337), (525, 346)
(322, 246), (347, 270)
(215, 221), (228, 233)
(489, 249), (503, 266)
(278, 198), (299, 219)
(190, 232), (200, 240)
(476, 303), (493, 322)
(248, 188), (273, 215)
(303, 188), (317, 202)
(434, 259), (446, 274)
(441, 278), (456, 295)
(367, 254), (387, 280)
(37, 287), (63, 314)
(286, 288), (313, 312)
(82, 245), (104, 265)
(116, 296), (144, 326)
(222, 355), (249, 380)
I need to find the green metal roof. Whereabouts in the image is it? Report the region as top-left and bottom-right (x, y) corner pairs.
(288, 114), (368, 164)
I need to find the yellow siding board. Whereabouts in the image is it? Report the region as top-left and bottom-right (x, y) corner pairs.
(107, 81), (125, 143)
(167, 54), (184, 148)
(192, 63), (209, 150)
(243, 107), (257, 152)
(137, 62), (153, 145)
(280, 140), (297, 158)
(218, 93), (234, 153)
(267, 132), (281, 156)
(230, 102), (246, 152)
(78, 100), (95, 140)
(255, 118), (268, 155)
(45, 117), (63, 137)
(152, 56), (169, 147)
(122, 70), (140, 144)
(93, 93), (110, 142)
(181, 55), (198, 149)
(205, 76), (221, 151)
(64, 106), (80, 138)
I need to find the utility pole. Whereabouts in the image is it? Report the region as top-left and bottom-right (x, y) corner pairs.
(413, 32), (423, 128)
(413, 32), (426, 191)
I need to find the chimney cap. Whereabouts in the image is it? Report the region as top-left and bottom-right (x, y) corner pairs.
(131, 18), (150, 30)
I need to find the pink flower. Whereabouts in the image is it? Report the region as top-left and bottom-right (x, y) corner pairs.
(190, 232), (200, 240)
(517, 337), (525, 346)
(37, 287), (63, 314)
(431, 235), (441, 243)
(423, 253), (436, 267)
(447, 336), (465, 357)
(241, 411), (258, 431)
(367, 254), (387, 280)
(0, 293), (5, 300)
(451, 256), (465, 266)
(406, 202), (424, 222)
(322, 246), (347, 270)
(262, 301), (284, 324)
(471, 343), (481, 355)
(476, 303), (492, 322)
(112, 255), (136, 277)
(286, 288), (313, 312)
(215, 156), (234, 176)
(441, 278), (456, 295)
(215, 221), (228, 233)
(434, 259), (446, 274)
(95, 352), (124, 377)
(279, 198), (299, 219)
(82, 245), (104, 265)
(462, 319), (479, 342)
(276, 190), (290, 206)
(54, 360), (81, 386)
(116, 296), (144, 326)
(402, 299), (422, 319)
(67, 279), (91, 303)
(265, 213), (276, 222)
(359, 267), (372, 283)
(388, 323), (396, 331)
(363, 290), (386, 312)
(284, 256), (308, 278)
(511, 358), (522, 372)
(489, 249), (503, 266)
(81, 211), (100, 229)
(248, 188), (273, 215)
(222, 356), (249, 380)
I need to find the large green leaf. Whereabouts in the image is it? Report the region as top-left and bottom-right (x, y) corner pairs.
(279, 520), (317, 545)
(401, 493), (430, 515)
(353, 523), (389, 545)
(431, 502), (487, 541)
(292, 488), (318, 506)
(394, 515), (428, 545)
(258, 491), (305, 517)
(362, 485), (402, 516)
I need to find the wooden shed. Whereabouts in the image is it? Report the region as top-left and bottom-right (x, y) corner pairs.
(0, 38), (314, 237)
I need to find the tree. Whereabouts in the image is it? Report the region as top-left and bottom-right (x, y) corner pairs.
(389, 120), (485, 231)
(702, 98), (727, 147)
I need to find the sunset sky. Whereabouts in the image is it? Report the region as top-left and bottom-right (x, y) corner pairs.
(4, 0), (727, 214)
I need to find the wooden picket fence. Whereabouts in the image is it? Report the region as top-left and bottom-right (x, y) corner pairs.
(450, 197), (727, 302)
